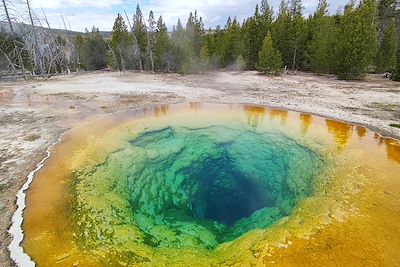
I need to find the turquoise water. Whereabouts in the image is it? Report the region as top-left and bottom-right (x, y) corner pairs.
(73, 124), (324, 250)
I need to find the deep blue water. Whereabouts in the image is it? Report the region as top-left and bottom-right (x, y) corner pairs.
(190, 151), (273, 226)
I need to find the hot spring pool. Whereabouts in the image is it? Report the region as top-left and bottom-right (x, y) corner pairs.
(15, 103), (400, 266)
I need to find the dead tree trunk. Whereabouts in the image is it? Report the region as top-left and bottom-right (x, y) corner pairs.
(292, 41), (297, 71)
(41, 6), (51, 29)
(118, 45), (126, 74)
(149, 49), (154, 72)
(0, 48), (16, 72)
(147, 37), (155, 73)
(26, 0), (45, 77)
(59, 13), (72, 74)
(106, 42), (119, 71)
(2, 0), (26, 78)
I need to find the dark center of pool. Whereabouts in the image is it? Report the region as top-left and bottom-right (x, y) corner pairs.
(188, 152), (274, 226)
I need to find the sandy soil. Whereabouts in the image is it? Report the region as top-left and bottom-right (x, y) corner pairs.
(0, 70), (399, 266)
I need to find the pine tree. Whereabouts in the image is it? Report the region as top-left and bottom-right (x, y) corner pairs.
(78, 27), (108, 71)
(185, 10), (205, 57)
(203, 28), (220, 69)
(288, 0), (305, 70)
(133, 4), (147, 69)
(110, 13), (130, 71)
(235, 55), (246, 71)
(242, 6), (261, 70)
(377, 0), (397, 41)
(335, 0), (377, 80)
(154, 16), (169, 71)
(376, 19), (397, 73)
(272, 1), (292, 68)
(271, 0), (307, 70)
(256, 31), (283, 75)
(260, 0), (274, 44)
(172, 10), (205, 74)
(147, 11), (156, 72)
(261, 0), (274, 21)
(221, 17), (243, 67)
(225, 16), (232, 29)
(111, 14), (128, 47)
(244, 0), (274, 71)
(307, 0), (336, 73)
(200, 44), (210, 70)
(176, 18), (183, 31)
(169, 18), (186, 72)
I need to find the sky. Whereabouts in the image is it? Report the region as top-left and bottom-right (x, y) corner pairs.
(30, 0), (350, 32)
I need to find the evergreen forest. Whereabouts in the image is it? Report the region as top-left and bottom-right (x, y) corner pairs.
(1, 0), (400, 80)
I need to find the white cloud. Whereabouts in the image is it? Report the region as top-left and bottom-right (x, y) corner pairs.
(210, 16), (221, 23)
(30, 0), (123, 9)
(36, 11), (118, 32)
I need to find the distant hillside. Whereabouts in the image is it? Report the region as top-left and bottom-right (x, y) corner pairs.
(0, 21), (112, 39)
